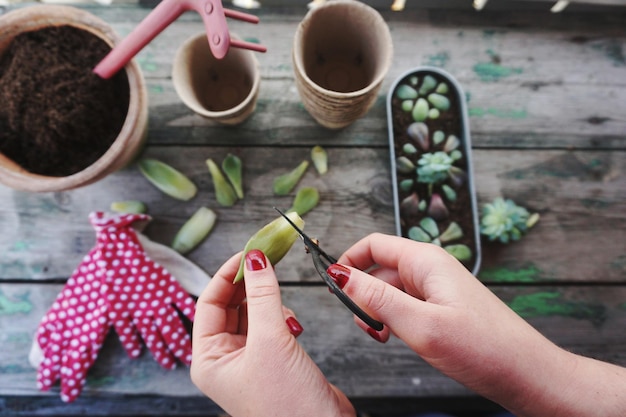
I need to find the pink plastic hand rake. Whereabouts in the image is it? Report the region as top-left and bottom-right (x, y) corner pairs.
(94, 0), (266, 79)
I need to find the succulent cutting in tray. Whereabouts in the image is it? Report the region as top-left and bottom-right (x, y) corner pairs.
(387, 67), (481, 275)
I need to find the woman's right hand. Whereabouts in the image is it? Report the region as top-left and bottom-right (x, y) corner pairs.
(333, 233), (626, 417)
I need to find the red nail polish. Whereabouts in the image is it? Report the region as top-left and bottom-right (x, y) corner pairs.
(326, 264), (349, 289)
(245, 249), (267, 271)
(367, 327), (385, 343)
(286, 317), (303, 337)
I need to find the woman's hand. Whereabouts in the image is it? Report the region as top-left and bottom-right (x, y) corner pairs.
(333, 233), (626, 417)
(191, 249), (355, 417)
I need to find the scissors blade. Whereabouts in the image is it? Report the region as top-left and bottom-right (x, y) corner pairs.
(273, 207), (322, 251)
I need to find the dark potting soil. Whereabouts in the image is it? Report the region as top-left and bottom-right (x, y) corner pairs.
(389, 70), (479, 273)
(0, 25), (130, 177)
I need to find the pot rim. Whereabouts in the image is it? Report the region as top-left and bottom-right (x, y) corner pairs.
(0, 4), (148, 192)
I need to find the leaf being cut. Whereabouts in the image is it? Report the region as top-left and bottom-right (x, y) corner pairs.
(233, 211), (304, 283)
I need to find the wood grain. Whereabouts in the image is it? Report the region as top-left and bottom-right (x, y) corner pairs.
(0, 3), (625, 414)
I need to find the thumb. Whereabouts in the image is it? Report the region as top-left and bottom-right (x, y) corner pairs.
(243, 249), (288, 339)
(327, 264), (431, 343)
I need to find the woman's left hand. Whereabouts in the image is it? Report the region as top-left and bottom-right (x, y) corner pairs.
(191, 249), (356, 417)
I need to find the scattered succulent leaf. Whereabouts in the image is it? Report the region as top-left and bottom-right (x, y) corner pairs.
(442, 184), (457, 201)
(435, 82), (449, 94)
(408, 226), (431, 242)
(448, 166), (467, 187)
(273, 161), (309, 195)
(206, 159), (238, 207)
(428, 108), (440, 119)
(396, 84), (418, 100)
(400, 193), (420, 218)
(403, 143), (418, 154)
(401, 100), (414, 112)
(427, 93), (451, 111)
(433, 130), (445, 145)
(396, 156), (416, 174)
(172, 207), (217, 254)
(138, 158), (197, 201)
(407, 122), (429, 151)
(439, 222), (463, 243)
(444, 135), (460, 152)
(110, 200), (147, 214)
(445, 244), (472, 261)
(427, 193), (449, 220)
(222, 154), (244, 199)
(233, 211), (305, 282)
(419, 217), (439, 238)
(419, 75), (437, 95)
(311, 146), (328, 175)
(288, 186), (320, 216)
(412, 98), (429, 122)
(399, 179), (414, 192)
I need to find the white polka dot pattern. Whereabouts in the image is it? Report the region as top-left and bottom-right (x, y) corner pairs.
(35, 212), (196, 403)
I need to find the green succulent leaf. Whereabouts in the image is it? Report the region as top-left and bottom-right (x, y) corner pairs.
(435, 82), (449, 94)
(288, 186), (320, 216)
(222, 154), (244, 199)
(172, 207), (217, 254)
(110, 200), (147, 214)
(396, 84), (418, 100)
(206, 159), (238, 207)
(138, 159), (197, 201)
(427, 93), (451, 111)
(439, 221), (463, 243)
(273, 161), (309, 195)
(419, 75), (437, 95)
(445, 244), (472, 261)
(396, 156), (416, 174)
(412, 98), (429, 122)
(311, 146), (328, 175)
(234, 211), (304, 283)
(408, 226), (431, 242)
(419, 217), (439, 238)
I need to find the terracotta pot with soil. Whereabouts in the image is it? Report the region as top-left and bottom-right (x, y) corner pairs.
(0, 5), (148, 192)
(387, 66), (481, 275)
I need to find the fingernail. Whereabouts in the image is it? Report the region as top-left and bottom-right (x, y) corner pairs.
(367, 327), (386, 343)
(326, 263), (349, 289)
(286, 317), (303, 337)
(245, 249), (267, 271)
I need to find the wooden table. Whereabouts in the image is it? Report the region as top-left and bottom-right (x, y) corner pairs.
(1, 2), (625, 415)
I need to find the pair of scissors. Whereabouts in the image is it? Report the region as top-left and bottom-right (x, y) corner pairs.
(275, 208), (384, 331)
(94, 0), (267, 79)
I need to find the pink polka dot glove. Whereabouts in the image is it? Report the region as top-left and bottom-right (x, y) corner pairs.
(35, 212), (196, 402)
(91, 212), (195, 368)
(35, 244), (110, 403)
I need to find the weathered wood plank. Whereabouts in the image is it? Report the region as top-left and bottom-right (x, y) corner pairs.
(2, 284), (626, 408)
(1, 147), (624, 283)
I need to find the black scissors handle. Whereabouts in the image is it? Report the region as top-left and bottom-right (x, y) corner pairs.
(275, 208), (384, 331)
